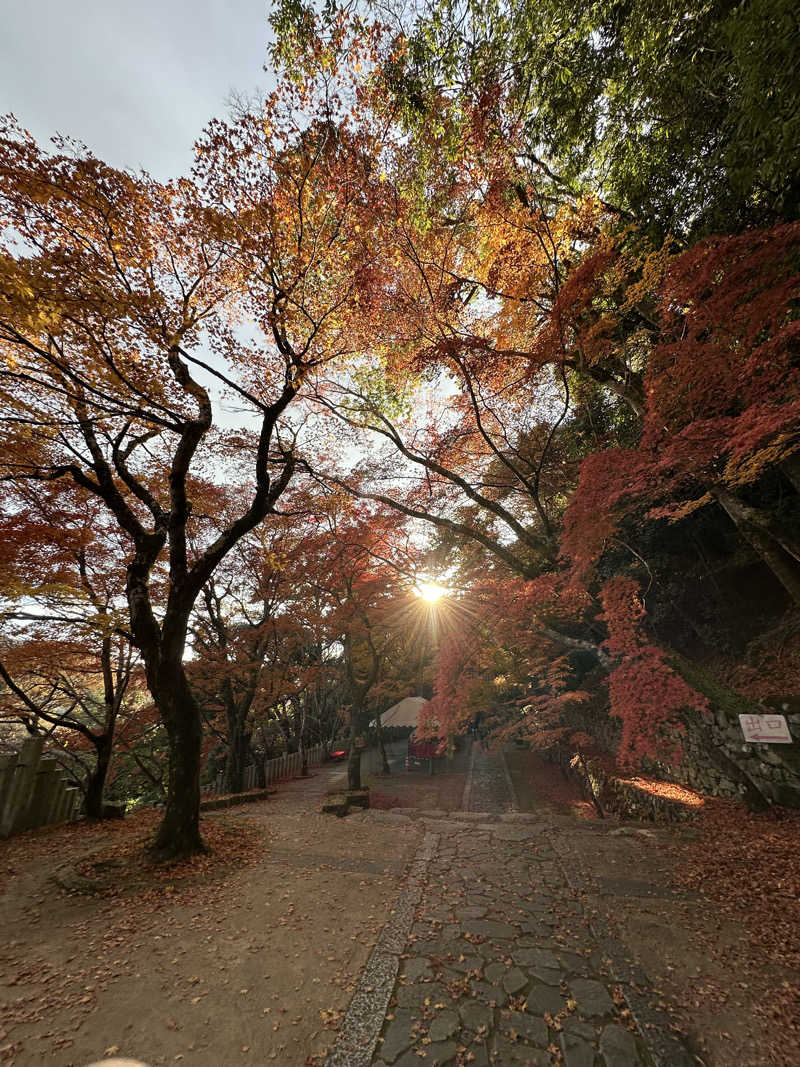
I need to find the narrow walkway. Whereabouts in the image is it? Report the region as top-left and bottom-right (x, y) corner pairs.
(369, 818), (654, 1067)
(465, 744), (518, 813)
(326, 746), (693, 1067)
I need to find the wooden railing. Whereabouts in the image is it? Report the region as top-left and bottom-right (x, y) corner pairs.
(200, 744), (326, 797)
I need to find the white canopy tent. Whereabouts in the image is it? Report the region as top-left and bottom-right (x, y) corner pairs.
(379, 696), (427, 729)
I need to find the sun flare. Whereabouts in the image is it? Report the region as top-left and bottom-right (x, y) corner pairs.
(415, 581), (447, 603)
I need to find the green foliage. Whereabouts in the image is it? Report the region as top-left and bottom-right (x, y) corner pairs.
(282, 0), (800, 237)
(346, 361), (414, 423)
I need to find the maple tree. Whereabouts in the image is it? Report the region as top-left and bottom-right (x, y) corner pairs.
(0, 5), (797, 845)
(0, 66), (383, 855)
(0, 482), (142, 817)
(0, 127), (288, 855)
(306, 131), (593, 569)
(189, 506), (350, 791)
(190, 529), (302, 794)
(259, 4), (800, 805)
(562, 223), (800, 604)
(313, 506), (418, 790)
(274, 0), (800, 236)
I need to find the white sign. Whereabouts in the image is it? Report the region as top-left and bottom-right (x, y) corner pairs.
(739, 714), (793, 744)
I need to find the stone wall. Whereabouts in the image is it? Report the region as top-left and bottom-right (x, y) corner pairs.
(566, 685), (800, 811)
(587, 759), (702, 822)
(652, 700), (800, 808)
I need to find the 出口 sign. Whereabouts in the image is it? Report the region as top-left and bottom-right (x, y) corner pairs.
(739, 714), (793, 744)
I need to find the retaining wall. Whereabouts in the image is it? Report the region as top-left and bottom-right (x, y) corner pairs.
(570, 693), (800, 809)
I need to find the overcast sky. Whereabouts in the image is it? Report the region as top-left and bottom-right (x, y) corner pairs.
(1, 1), (274, 180)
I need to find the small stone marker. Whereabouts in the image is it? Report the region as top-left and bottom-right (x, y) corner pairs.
(739, 714), (792, 744)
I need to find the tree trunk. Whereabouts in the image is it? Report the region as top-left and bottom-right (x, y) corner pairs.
(150, 665), (205, 858)
(85, 633), (122, 819)
(577, 751), (605, 819)
(300, 732), (308, 777)
(713, 488), (800, 607)
(85, 731), (114, 819)
(377, 715), (391, 775)
(347, 730), (362, 791)
(780, 452), (800, 494)
(297, 703), (309, 776)
(248, 739), (266, 789)
(223, 706), (249, 794)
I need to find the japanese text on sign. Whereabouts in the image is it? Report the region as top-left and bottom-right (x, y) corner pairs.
(738, 714), (792, 744)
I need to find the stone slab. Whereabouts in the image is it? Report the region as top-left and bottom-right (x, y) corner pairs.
(600, 1023), (641, 1067)
(570, 978), (614, 1018)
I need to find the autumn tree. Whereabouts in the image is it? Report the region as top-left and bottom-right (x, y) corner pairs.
(562, 223), (800, 604)
(274, 0), (800, 236)
(287, 493), (421, 789)
(0, 63), (384, 855)
(190, 508), (347, 791)
(268, 7), (800, 791)
(190, 527), (297, 794)
(0, 482), (141, 817)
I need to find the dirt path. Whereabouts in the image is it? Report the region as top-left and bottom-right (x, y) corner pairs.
(3, 751), (793, 1066)
(0, 765), (421, 1067)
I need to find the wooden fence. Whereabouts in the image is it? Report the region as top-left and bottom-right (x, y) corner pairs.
(201, 744), (326, 797)
(0, 736), (331, 837)
(0, 737), (82, 838)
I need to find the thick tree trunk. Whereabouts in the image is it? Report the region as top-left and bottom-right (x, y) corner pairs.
(150, 665), (205, 858)
(128, 568), (204, 857)
(85, 731), (114, 819)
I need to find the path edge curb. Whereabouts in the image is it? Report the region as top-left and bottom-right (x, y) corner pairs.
(324, 831), (439, 1067)
(460, 742), (476, 811)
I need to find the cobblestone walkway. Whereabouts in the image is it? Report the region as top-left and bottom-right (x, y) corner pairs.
(326, 748), (692, 1067)
(371, 817), (649, 1067)
(464, 746), (517, 814)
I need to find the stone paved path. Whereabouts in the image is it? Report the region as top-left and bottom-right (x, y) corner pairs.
(326, 747), (692, 1067)
(464, 746), (517, 814)
(371, 816), (648, 1067)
